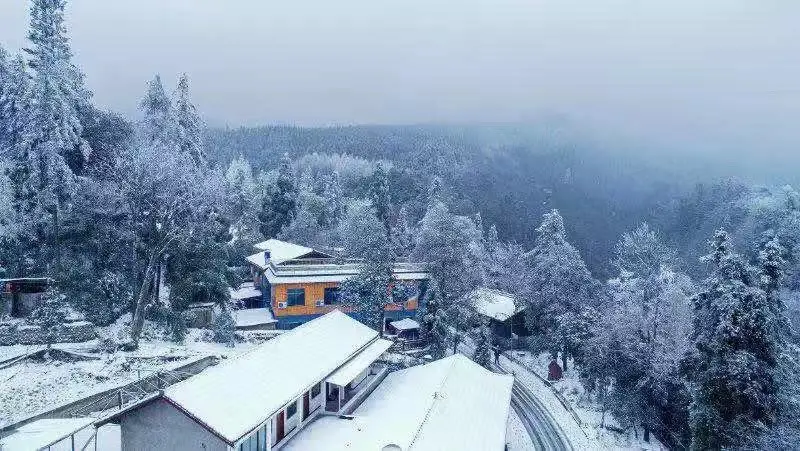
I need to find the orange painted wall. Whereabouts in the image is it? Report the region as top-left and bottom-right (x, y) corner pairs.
(271, 282), (420, 317)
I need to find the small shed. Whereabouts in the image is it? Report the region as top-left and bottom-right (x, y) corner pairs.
(387, 318), (420, 339)
(0, 277), (52, 319)
(466, 287), (526, 338)
(229, 282), (264, 309)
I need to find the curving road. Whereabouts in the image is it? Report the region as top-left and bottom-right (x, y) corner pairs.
(455, 338), (575, 450)
(495, 362), (574, 451)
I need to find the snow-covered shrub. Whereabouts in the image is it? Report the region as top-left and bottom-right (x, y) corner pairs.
(213, 308), (236, 346)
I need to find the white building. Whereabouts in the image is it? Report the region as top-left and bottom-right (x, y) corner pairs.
(98, 311), (392, 450)
(282, 354), (514, 451)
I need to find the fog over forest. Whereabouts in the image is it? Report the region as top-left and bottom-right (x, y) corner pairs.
(1, 0), (798, 183)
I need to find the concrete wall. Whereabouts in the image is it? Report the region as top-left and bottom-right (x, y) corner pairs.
(120, 399), (229, 451)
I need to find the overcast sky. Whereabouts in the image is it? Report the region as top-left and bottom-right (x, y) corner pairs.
(1, 0), (799, 174)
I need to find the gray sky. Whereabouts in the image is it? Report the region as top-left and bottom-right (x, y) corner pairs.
(1, 0), (799, 174)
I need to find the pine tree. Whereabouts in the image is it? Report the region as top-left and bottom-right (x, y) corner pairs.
(12, 0), (91, 272)
(174, 74), (204, 165)
(258, 154), (297, 238)
(411, 201), (482, 304)
(339, 203), (393, 335)
(523, 209), (600, 363)
(472, 324), (493, 368)
(321, 170), (343, 226)
(369, 162), (391, 232)
(390, 205), (414, 258)
(213, 307), (236, 347)
(28, 285), (67, 344)
(139, 74), (177, 148)
(686, 230), (780, 449)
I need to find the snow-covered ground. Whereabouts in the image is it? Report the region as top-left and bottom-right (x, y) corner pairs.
(505, 350), (668, 450)
(0, 316), (263, 428)
(506, 407), (534, 450)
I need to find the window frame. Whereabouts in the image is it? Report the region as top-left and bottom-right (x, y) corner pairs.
(286, 288), (306, 307)
(286, 400), (298, 419)
(311, 383), (321, 398)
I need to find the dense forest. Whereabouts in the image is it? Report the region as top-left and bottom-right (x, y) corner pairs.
(1, 1), (799, 449)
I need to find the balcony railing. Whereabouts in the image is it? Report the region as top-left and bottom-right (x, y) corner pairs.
(269, 259), (426, 276)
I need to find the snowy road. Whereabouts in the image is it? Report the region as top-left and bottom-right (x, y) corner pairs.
(455, 337), (576, 450)
(498, 363), (574, 451)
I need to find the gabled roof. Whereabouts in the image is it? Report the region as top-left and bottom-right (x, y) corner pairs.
(251, 239), (333, 265)
(105, 311), (379, 445)
(390, 318), (420, 331)
(467, 287), (524, 321)
(283, 354), (513, 451)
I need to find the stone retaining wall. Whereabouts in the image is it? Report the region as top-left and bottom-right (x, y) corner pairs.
(0, 321), (96, 345)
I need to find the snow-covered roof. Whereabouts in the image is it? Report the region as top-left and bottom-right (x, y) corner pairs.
(251, 239), (333, 264)
(229, 282), (262, 300)
(233, 307), (277, 328)
(283, 354), (513, 451)
(155, 310), (378, 444)
(390, 318), (420, 331)
(468, 287), (524, 321)
(247, 253), (428, 284)
(327, 338), (392, 386)
(0, 418), (95, 451)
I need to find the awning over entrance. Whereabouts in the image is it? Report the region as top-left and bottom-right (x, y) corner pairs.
(327, 339), (392, 387)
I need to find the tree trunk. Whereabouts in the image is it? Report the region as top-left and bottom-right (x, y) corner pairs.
(561, 351), (568, 372)
(643, 426), (650, 443)
(53, 204), (60, 274)
(129, 254), (159, 348)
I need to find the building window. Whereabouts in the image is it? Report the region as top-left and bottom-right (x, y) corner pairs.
(238, 424), (267, 451)
(286, 288), (305, 307)
(287, 401), (298, 419)
(324, 287), (340, 305)
(311, 383), (321, 398)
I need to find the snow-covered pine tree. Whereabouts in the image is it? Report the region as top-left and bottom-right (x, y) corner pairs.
(369, 162), (391, 232)
(321, 170), (343, 227)
(28, 285), (67, 344)
(339, 203), (393, 334)
(13, 0), (92, 272)
(258, 154), (297, 239)
(213, 307), (236, 347)
(523, 209), (600, 363)
(686, 230), (780, 449)
(472, 324), (493, 368)
(390, 205), (414, 259)
(411, 201), (482, 305)
(139, 74), (177, 149)
(174, 74), (205, 165)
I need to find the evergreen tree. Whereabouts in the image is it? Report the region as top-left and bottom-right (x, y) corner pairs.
(411, 201), (482, 304)
(472, 324), (493, 368)
(174, 74), (204, 165)
(523, 209), (600, 364)
(139, 75), (177, 148)
(24, 0), (91, 174)
(686, 230), (780, 449)
(28, 285), (67, 344)
(0, 50), (32, 154)
(213, 307), (236, 347)
(339, 204), (393, 335)
(369, 162), (391, 231)
(258, 154), (297, 238)
(11, 0), (91, 272)
(321, 170), (344, 226)
(390, 205), (414, 258)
